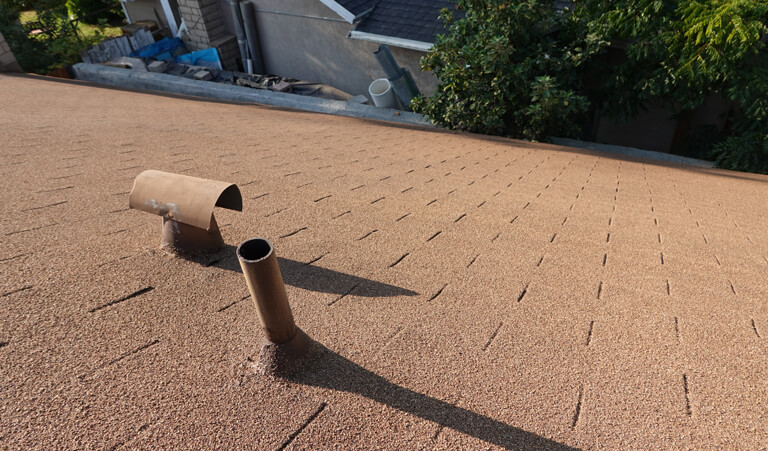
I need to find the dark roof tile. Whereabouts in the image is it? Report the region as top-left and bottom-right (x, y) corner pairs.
(355, 0), (457, 44)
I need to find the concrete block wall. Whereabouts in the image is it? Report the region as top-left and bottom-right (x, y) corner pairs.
(212, 35), (239, 71)
(0, 31), (23, 72)
(177, 0), (238, 70)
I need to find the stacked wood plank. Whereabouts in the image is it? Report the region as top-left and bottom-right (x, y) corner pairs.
(80, 28), (154, 64)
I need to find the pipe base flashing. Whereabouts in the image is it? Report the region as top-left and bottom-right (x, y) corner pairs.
(161, 217), (225, 254)
(254, 328), (316, 377)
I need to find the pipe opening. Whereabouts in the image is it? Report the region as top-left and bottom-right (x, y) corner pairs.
(237, 238), (273, 262)
(216, 184), (244, 211)
(369, 78), (392, 96)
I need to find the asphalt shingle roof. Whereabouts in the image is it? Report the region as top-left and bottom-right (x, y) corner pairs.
(3, 73), (768, 449)
(348, 0), (572, 45)
(355, 0), (457, 44)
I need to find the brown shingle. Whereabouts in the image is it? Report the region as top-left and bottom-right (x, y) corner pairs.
(2, 73), (768, 448)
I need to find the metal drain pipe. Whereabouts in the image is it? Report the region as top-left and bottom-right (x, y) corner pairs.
(237, 238), (313, 374)
(228, 0), (250, 73)
(374, 45), (420, 111)
(237, 238), (297, 343)
(240, 1), (265, 75)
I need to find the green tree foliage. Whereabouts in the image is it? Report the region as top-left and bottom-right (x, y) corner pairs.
(0, 2), (55, 71)
(66, 0), (123, 25)
(412, 0), (605, 140)
(416, 0), (768, 173)
(0, 0), (108, 73)
(578, 0), (768, 174)
(4, 0), (37, 10)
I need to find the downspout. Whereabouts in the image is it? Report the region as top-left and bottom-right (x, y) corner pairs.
(373, 45), (421, 111)
(239, 2), (265, 75)
(228, 0), (250, 73)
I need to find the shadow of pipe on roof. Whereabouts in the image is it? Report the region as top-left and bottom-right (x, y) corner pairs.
(195, 246), (418, 298)
(284, 343), (577, 450)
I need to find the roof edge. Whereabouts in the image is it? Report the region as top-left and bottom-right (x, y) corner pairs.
(348, 30), (433, 52)
(70, 63), (434, 127)
(317, 0), (356, 23)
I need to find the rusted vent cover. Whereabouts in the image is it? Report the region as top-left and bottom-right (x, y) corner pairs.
(129, 170), (242, 253)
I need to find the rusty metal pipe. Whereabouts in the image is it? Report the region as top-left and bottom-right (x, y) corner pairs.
(236, 238), (297, 344)
(129, 170), (242, 254)
(161, 215), (224, 253)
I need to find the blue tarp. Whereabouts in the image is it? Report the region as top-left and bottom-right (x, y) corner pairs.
(130, 38), (223, 71)
(175, 48), (223, 70)
(130, 38), (186, 61)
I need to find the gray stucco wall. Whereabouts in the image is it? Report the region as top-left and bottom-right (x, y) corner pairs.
(0, 31), (23, 72)
(595, 95), (732, 154)
(242, 0), (438, 99)
(595, 104), (678, 153)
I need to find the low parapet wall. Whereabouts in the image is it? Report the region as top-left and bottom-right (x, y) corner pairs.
(71, 63), (432, 127)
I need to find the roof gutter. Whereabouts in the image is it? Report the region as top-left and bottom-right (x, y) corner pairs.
(347, 30), (433, 52)
(317, 0), (356, 23)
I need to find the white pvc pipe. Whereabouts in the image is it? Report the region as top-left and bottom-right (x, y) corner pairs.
(368, 78), (398, 109)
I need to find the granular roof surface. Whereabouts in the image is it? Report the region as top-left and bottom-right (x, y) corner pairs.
(2, 74), (768, 449)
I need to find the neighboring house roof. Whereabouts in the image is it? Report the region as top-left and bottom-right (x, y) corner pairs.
(339, 0), (572, 52)
(349, 0), (457, 52)
(319, 0), (456, 51)
(5, 74), (768, 449)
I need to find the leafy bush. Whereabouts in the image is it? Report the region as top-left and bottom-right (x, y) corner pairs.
(4, 0), (68, 15)
(524, 75), (590, 140)
(66, 0), (122, 25)
(412, 0), (605, 141)
(711, 133), (768, 174)
(46, 24), (105, 67)
(581, 0), (768, 173)
(4, 0), (36, 10)
(0, 2), (55, 72)
(417, 0), (768, 174)
(1, 0), (108, 73)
